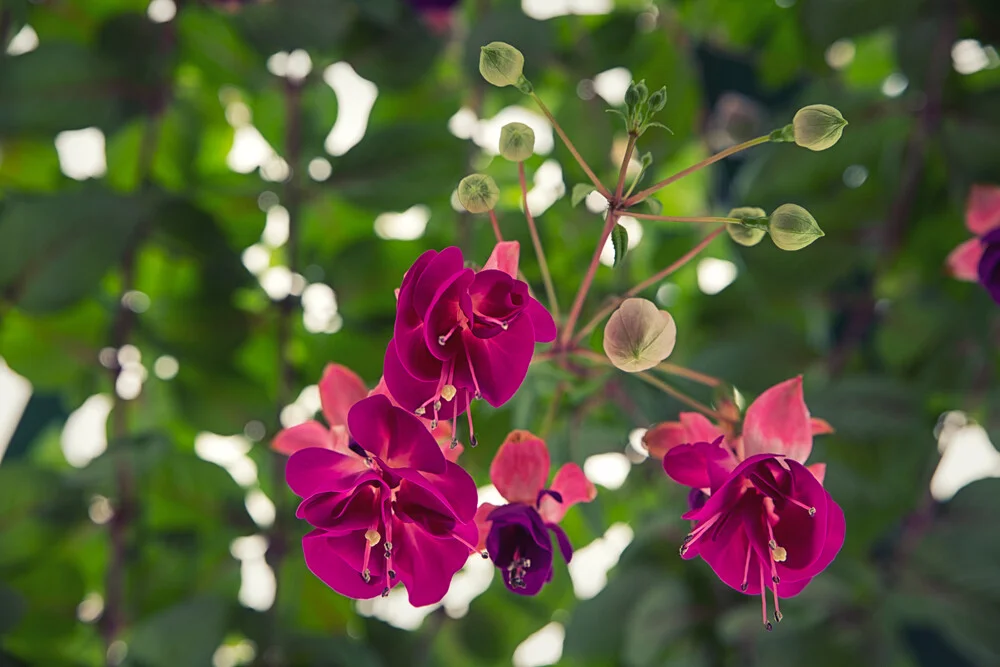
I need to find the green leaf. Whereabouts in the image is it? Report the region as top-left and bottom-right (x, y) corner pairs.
(572, 183), (595, 207)
(129, 596), (230, 667)
(641, 197), (663, 216)
(611, 223), (629, 267)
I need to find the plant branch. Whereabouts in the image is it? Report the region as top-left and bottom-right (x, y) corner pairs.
(614, 133), (637, 202)
(518, 162), (560, 321)
(657, 362), (722, 387)
(624, 135), (770, 207)
(560, 208), (617, 347)
(488, 209), (503, 243)
(530, 92), (611, 199)
(627, 213), (741, 224)
(635, 371), (733, 423)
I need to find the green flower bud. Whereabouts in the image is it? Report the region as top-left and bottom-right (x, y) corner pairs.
(603, 298), (677, 373)
(634, 80), (649, 102)
(648, 87), (667, 113)
(792, 104), (848, 151)
(479, 42), (525, 88)
(624, 82), (641, 108)
(498, 122), (535, 162)
(726, 207), (768, 247)
(458, 174), (500, 214)
(768, 204), (824, 251)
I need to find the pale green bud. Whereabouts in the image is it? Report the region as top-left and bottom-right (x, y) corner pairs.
(624, 82), (641, 108)
(603, 298), (677, 373)
(792, 104), (848, 151)
(458, 174), (500, 214)
(769, 204), (824, 251)
(498, 122), (535, 162)
(479, 42), (525, 88)
(726, 207), (768, 247)
(648, 87), (667, 113)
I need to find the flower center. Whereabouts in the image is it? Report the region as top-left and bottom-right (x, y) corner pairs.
(506, 548), (531, 589)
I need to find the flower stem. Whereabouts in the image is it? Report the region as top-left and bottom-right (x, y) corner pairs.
(518, 162), (560, 321)
(488, 209), (503, 243)
(530, 92), (611, 199)
(560, 208), (617, 347)
(657, 362), (722, 387)
(614, 133), (638, 202)
(571, 226), (724, 346)
(627, 213), (742, 224)
(635, 371), (734, 423)
(624, 135), (770, 207)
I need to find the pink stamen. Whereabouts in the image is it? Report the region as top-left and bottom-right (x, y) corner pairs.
(437, 322), (461, 346)
(680, 511), (722, 555)
(740, 540), (753, 592)
(452, 531), (489, 559)
(759, 561), (771, 631)
(462, 344), (483, 400)
(786, 496), (817, 516)
(477, 313), (509, 330)
(466, 408), (477, 447)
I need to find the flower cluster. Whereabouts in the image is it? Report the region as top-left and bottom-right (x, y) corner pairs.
(947, 184), (1000, 305)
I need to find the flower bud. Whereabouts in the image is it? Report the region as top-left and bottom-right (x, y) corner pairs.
(648, 87), (667, 113)
(603, 298), (677, 373)
(498, 122), (535, 162)
(458, 174), (500, 213)
(624, 82), (641, 107)
(633, 80), (649, 103)
(792, 104), (847, 151)
(479, 42), (525, 88)
(726, 206), (767, 247)
(768, 204), (824, 251)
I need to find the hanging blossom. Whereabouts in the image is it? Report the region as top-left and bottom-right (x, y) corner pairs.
(384, 242), (556, 446)
(647, 377), (845, 630)
(272, 363), (462, 460)
(946, 184), (1000, 305)
(407, 0), (461, 34)
(284, 395), (481, 606)
(474, 431), (596, 595)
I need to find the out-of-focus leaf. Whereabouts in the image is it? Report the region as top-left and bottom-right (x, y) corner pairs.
(128, 596), (230, 667)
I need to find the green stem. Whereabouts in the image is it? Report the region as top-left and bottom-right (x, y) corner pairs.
(518, 162), (560, 322)
(627, 213), (741, 224)
(531, 92), (611, 199)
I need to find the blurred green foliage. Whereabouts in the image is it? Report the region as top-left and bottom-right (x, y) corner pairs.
(1, 0), (1000, 666)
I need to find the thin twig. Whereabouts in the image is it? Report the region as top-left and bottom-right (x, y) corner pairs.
(627, 213), (741, 224)
(518, 162), (560, 321)
(657, 362), (722, 387)
(531, 93), (611, 199)
(488, 209), (503, 243)
(560, 209), (617, 346)
(635, 372), (733, 423)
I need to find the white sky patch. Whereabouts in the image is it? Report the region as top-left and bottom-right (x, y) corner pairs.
(241, 243), (271, 276)
(448, 107), (479, 140)
(324, 62), (378, 156)
(474, 106), (554, 157)
(0, 359), (32, 464)
(55, 128), (107, 180)
(696, 257), (737, 295)
(593, 67), (632, 106)
(599, 216), (643, 266)
(302, 283), (342, 334)
(584, 452), (631, 490)
(6, 25), (38, 56)
(512, 622), (565, 667)
(568, 522), (634, 599)
(147, 0), (176, 23)
(526, 159), (566, 216)
(374, 205), (431, 241)
(245, 488), (276, 529)
(259, 266), (293, 301)
(61, 395), (114, 468)
(308, 157), (332, 181)
(522, 0), (612, 20)
(153, 355), (179, 381)
(931, 411), (1000, 502)
(230, 536), (276, 611)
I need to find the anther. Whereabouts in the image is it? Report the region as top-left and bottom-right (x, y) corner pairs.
(772, 575), (780, 584)
(381, 587), (390, 597)
(441, 384), (457, 402)
(679, 544), (688, 557)
(772, 547), (787, 562)
(683, 534), (695, 544)
(500, 321), (508, 330)
(474, 392), (482, 400)
(808, 506), (816, 517)
(768, 539), (777, 550)
(388, 569), (396, 579)
(470, 435), (478, 447)
(430, 419), (437, 429)
(365, 529), (381, 547)
(415, 407), (426, 416)
(740, 583), (748, 592)
(385, 542), (393, 551)
(450, 438), (458, 449)
(765, 621), (773, 632)
(438, 335), (448, 346)
(434, 400), (442, 411)
(361, 569), (371, 583)
(774, 610), (783, 623)
(481, 550), (490, 559)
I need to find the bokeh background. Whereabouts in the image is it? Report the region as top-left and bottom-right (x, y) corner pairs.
(2, 0), (1000, 665)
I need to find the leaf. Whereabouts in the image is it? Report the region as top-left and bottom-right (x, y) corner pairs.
(611, 223), (629, 267)
(572, 183), (595, 207)
(641, 197), (663, 216)
(128, 596), (230, 667)
(622, 580), (690, 666)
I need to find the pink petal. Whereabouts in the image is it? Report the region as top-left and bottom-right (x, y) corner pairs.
(965, 184), (1000, 235)
(539, 463), (596, 524)
(483, 240), (520, 278)
(368, 377), (400, 407)
(318, 364), (369, 429)
(682, 412), (725, 444)
(302, 529), (386, 600)
(347, 395), (446, 474)
(946, 238), (984, 282)
(526, 298), (557, 343)
(662, 438), (737, 491)
(807, 462), (827, 485)
(392, 516), (477, 607)
(432, 421), (464, 462)
(285, 447), (371, 498)
(742, 376), (813, 464)
(272, 420), (332, 456)
(489, 430), (551, 504)
(810, 417), (835, 436)
(642, 421), (689, 459)
(474, 502), (499, 551)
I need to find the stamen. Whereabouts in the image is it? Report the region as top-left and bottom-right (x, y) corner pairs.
(381, 587), (390, 597)
(770, 575), (782, 623)
(740, 541), (753, 593)
(477, 314), (509, 330)
(466, 409), (477, 447)
(462, 344), (483, 400)
(384, 514), (394, 584)
(365, 529), (381, 547)
(361, 568), (371, 583)
(765, 520), (783, 580)
(506, 549), (530, 589)
(772, 546), (787, 562)
(452, 531), (488, 559)
(438, 323), (461, 346)
(680, 511), (723, 554)
(414, 407), (426, 416)
(759, 561), (771, 631)
(786, 496), (817, 516)
(441, 384), (457, 402)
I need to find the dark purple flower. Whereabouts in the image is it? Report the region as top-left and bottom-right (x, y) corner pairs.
(286, 394), (480, 606)
(485, 504), (566, 595)
(408, 0), (460, 8)
(978, 228), (1000, 305)
(384, 242), (555, 444)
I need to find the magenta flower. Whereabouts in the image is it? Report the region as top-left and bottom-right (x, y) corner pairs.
(384, 242), (556, 445)
(272, 363), (463, 461)
(946, 184), (1000, 303)
(285, 394), (480, 606)
(658, 377), (845, 629)
(475, 431), (596, 595)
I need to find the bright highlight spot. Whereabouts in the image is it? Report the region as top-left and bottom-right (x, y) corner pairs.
(230, 535), (276, 611)
(262, 205), (290, 247)
(153, 355), (179, 380)
(195, 432), (258, 487)
(212, 640), (256, 667)
(696, 257), (737, 295)
(308, 157), (332, 181)
(55, 128), (107, 180)
(0, 359), (32, 464)
(526, 159), (566, 216)
(259, 266), (294, 300)
(62, 395), (113, 468)
(825, 39), (856, 70)
(6, 25), (38, 56)
(952, 39), (998, 75)
(583, 452), (631, 490)
(512, 622), (565, 667)
(241, 244), (271, 275)
(593, 67), (632, 107)
(374, 205), (431, 241)
(931, 411), (1000, 502)
(147, 0), (176, 23)
(522, 0), (612, 20)
(227, 126), (273, 174)
(245, 488), (276, 528)
(448, 107), (479, 139)
(77, 592), (105, 623)
(881, 73), (908, 97)
(843, 164), (868, 188)
(568, 523), (634, 599)
(324, 63), (378, 156)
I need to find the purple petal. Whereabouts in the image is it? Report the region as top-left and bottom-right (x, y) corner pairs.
(413, 246), (465, 317)
(422, 269), (474, 360)
(347, 395), (446, 474)
(485, 504), (555, 596)
(302, 529), (387, 600)
(978, 228), (1000, 304)
(662, 437), (736, 491)
(285, 447), (371, 498)
(297, 478), (386, 531)
(548, 523), (573, 563)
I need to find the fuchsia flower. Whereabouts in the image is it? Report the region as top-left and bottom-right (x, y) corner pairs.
(285, 394), (480, 606)
(475, 431), (596, 595)
(384, 242), (556, 446)
(946, 184), (1000, 303)
(655, 377), (845, 630)
(273, 363), (462, 462)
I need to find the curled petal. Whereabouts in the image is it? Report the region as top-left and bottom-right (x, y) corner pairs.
(539, 463), (596, 524)
(526, 297), (557, 343)
(662, 437), (737, 492)
(965, 184), (1000, 235)
(490, 430), (550, 505)
(318, 364), (368, 429)
(810, 417), (834, 436)
(285, 447), (370, 498)
(413, 246), (465, 317)
(302, 529), (386, 600)
(402, 460), (479, 524)
(347, 395), (446, 474)
(273, 421), (333, 456)
(548, 523), (573, 563)
(483, 240), (520, 278)
(743, 376), (813, 463)
(946, 238), (985, 282)
(297, 478), (385, 531)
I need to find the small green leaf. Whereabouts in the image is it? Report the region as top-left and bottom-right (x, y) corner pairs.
(611, 223), (628, 267)
(571, 183), (596, 208)
(642, 121), (674, 135)
(641, 198), (663, 216)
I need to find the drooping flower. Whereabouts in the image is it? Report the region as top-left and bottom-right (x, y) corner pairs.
(384, 242), (556, 445)
(946, 184), (1000, 304)
(285, 394), (480, 606)
(475, 430), (596, 595)
(272, 363), (462, 461)
(655, 377), (845, 629)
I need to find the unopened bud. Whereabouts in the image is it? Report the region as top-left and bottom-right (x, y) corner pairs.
(726, 206), (768, 247)
(479, 42), (525, 88)
(458, 174), (500, 213)
(633, 80), (648, 103)
(499, 122), (535, 162)
(624, 82), (641, 107)
(648, 87), (667, 112)
(603, 298), (677, 373)
(768, 204), (824, 251)
(792, 104), (848, 151)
